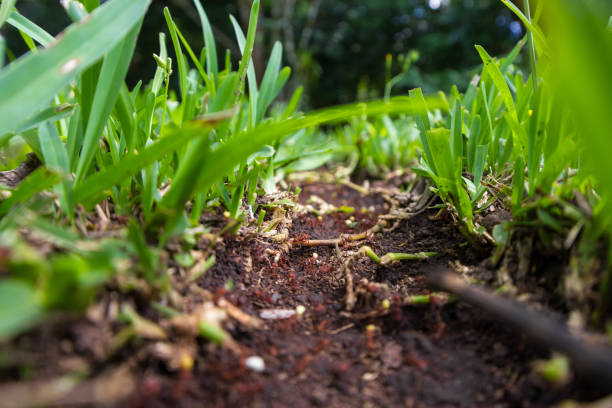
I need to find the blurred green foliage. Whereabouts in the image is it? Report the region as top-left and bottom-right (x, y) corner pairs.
(1, 0), (522, 108)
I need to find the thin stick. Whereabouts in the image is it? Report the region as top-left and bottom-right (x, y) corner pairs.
(426, 267), (612, 388)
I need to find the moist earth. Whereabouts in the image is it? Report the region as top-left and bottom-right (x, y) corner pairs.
(0, 179), (593, 407)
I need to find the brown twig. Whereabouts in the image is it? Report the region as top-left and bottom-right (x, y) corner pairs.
(0, 153), (41, 188)
(426, 267), (612, 389)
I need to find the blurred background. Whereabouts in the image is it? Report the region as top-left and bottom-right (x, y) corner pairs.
(1, 0), (523, 108)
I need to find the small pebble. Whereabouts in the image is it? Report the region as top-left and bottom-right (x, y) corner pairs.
(296, 305), (306, 316)
(245, 356), (265, 372)
(260, 309), (296, 320)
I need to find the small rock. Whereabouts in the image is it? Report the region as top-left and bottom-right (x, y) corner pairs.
(260, 309), (296, 320)
(245, 356), (265, 372)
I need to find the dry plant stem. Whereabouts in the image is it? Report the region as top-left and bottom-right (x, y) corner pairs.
(426, 268), (612, 389)
(342, 251), (358, 311)
(293, 219), (388, 247)
(0, 152), (41, 188)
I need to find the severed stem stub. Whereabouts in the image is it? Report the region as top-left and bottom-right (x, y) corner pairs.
(0, 153), (41, 188)
(426, 267), (612, 389)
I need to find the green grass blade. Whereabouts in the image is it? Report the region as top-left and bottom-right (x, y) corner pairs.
(7, 11), (54, 47)
(233, 0), (259, 102)
(467, 114), (481, 172)
(39, 122), (74, 217)
(0, 34), (5, 68)
(512, 156), (525, 211)
(10, 104), (75, 135)
(0, 0), (151, 136)
(500, 34), (527, 74)
(257, 41), (283, 121)
(408, 88), (436, 174)
(230, 14), (259, 127)
(449, 99), (463, 176)
(163, 7), (188, 102)
(61, 0), (88, 22)
(500, 0), (550, 57)
(473, 144), (488, 186)
(522, 0), (538, 89)
(157, 96), (446, 235)
(193, 0), (218, 83)
(72, 125), (215, 208)
(114, 84), (136, 152)
(75, 20), (143, 182)
(0, 168), (59, 216)
(475, 45), (518, 123)
(0, 0), (16, 29)
(0, 280), (43, 341)
(281, 85), (303, 120)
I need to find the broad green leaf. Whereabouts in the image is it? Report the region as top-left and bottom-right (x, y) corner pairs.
(0, 0), (151, 136)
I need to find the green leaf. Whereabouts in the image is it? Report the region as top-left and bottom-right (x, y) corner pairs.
(230, 14), (259, 127)
(409, 88), (435, 174)
(61, 0), (89, 22)
(475, 45), (518, 124)
(0, 0), (16, 30)
(449, 99), (463, 176)
(72, 124), (217, 208)
(0, 168), (59, 217)
(257, 41), (284, 121)
(39, 122), (74, 218)
(164, 7), (188, 102)
(0, 0), (151, 136)
(193, 0), (218, 84)
(512, 156), (525, 211)
(500, 0), (550, 57)
(6, 11), (54, 47)
(0, 280), (43, 341)
(233, 0), (259, 102)
(158, 96), (446, 235)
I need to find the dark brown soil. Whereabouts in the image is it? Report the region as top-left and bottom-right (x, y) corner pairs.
(0, 180), (600, 407)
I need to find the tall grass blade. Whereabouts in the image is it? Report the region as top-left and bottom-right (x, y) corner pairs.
(0, 0), (151, 136)
(193, 0), (218, 84)
(0, 0), (16, 29)
(7, 11), (54, 47)
(75, 21), (143, 182)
